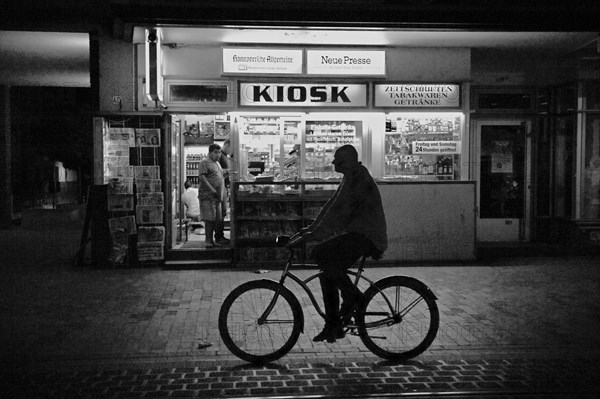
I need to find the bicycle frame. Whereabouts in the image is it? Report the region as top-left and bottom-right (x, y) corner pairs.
(258, 250), (400, 329)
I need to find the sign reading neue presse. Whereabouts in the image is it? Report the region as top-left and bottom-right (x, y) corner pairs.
(239, 83), (368, 107)
(307, 50), (385, 76)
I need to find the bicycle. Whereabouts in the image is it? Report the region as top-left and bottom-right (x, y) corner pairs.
(219, 235), (439, 364)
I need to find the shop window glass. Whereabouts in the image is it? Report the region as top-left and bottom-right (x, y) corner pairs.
(236, 116), (362, 183)
(537, 89), (551, 114)
(478, 93), (532, 110)
(282, 119), (302, 180)
(583, 82), (600, 110)
(555, 86), (577, 114)
(536, 117), (551, 217)
(554, 117), (574, 218)
(384, 113), (462, 181)
(304, 120), (362, 180)
(582, 114), (600, 219)
(238, 115), (284, 181)
(479, 125), (525, 219)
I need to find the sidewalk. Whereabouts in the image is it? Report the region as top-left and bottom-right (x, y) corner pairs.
(1, 226), (600, 397)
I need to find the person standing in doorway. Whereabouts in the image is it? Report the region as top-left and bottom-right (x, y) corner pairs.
(198, 144), (227, 247)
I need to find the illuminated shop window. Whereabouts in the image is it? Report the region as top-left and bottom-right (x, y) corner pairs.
(384, 113), (462, 181)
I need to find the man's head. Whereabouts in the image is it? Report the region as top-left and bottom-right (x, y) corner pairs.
(184, 180), (191, 189)
(208, 143), (222, 162)
(332, 145), (359, 174)
(222, 139), (231, 155)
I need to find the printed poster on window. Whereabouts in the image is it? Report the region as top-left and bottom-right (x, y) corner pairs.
(491, 154), (513, 173)
(135, 128), (161, 147)
(491, 141), (513, 173)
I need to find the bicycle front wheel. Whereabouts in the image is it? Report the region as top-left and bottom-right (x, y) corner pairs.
(219, 279), (303, 363)
(357, 276), (439, 361)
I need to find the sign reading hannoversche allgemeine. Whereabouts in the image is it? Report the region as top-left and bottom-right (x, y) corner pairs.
(223, 48), (303, 74)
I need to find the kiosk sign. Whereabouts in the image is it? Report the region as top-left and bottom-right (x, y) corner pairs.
(239, 83), (367, 107)
(375, 84), (460, 107)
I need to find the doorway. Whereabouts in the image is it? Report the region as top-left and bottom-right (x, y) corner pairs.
(170, 114), (232, 252)
(474, 119), (532, 242)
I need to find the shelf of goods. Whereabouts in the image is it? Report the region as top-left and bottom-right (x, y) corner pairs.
(232, 182), (337, 264)
(305, 121), (359, 180)
(185, 154), (206, 186)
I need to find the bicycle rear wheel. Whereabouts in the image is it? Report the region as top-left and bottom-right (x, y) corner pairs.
(357, 276), (439, 360)
(219, 279), (303, 363)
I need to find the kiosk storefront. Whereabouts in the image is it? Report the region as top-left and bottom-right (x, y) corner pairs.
(139, 42), (476, 265)
(93, 26), (599, 266)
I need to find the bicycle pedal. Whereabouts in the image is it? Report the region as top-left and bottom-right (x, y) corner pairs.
(347, 329), (359, 336)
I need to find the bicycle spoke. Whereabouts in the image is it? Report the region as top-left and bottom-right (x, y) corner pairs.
(399, 296), (425, 318)
(358, 278), (438, 360)
(225, 287), (296, 356)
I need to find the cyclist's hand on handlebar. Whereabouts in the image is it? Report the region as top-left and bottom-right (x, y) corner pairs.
(299, 227), (312, 236)
(288, 231), (311, 247)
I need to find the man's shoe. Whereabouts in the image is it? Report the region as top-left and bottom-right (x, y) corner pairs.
(313, 325), (345, 343)
(313, 328), (331, 342)
(340, 291), (365, 323)
(215, 237), (230, 245)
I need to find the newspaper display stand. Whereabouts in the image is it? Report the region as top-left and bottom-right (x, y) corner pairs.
(101, 117), (165, 267)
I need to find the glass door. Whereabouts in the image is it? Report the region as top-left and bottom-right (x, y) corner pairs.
(281, 117), (303, 180)
(475, 120), (532, 242)
(170, 115), (183, 248)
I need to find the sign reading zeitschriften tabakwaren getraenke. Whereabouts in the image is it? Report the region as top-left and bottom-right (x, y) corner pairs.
(374, 84), (460, 107)
(239, 83), (367, 107)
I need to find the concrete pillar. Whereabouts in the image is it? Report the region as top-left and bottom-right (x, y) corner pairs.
(0, 86), (12, 228)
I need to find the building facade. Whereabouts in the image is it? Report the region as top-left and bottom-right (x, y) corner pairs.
(2, 1), (599, 263)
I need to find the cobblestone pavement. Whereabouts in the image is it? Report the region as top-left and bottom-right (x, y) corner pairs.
(1, 227), (600, 397)
(8, 358), (600, 398)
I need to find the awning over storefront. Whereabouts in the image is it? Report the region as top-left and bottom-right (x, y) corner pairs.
(0, 31), (90, 87)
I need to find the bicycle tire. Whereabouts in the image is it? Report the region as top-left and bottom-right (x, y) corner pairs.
(219, 279), (303, 363)
(356, 276), (439, 361)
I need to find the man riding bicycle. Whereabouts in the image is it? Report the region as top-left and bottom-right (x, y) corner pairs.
(292, 144), (388, 343)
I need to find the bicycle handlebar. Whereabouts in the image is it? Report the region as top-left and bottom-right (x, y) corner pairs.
(276, 234), (305, 249)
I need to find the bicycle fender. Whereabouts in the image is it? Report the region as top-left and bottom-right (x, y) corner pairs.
(378, 276), (438, 301)
(255, 278), (306, 333)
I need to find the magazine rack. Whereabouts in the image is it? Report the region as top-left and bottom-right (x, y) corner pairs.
(103, 116), (165, 267)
